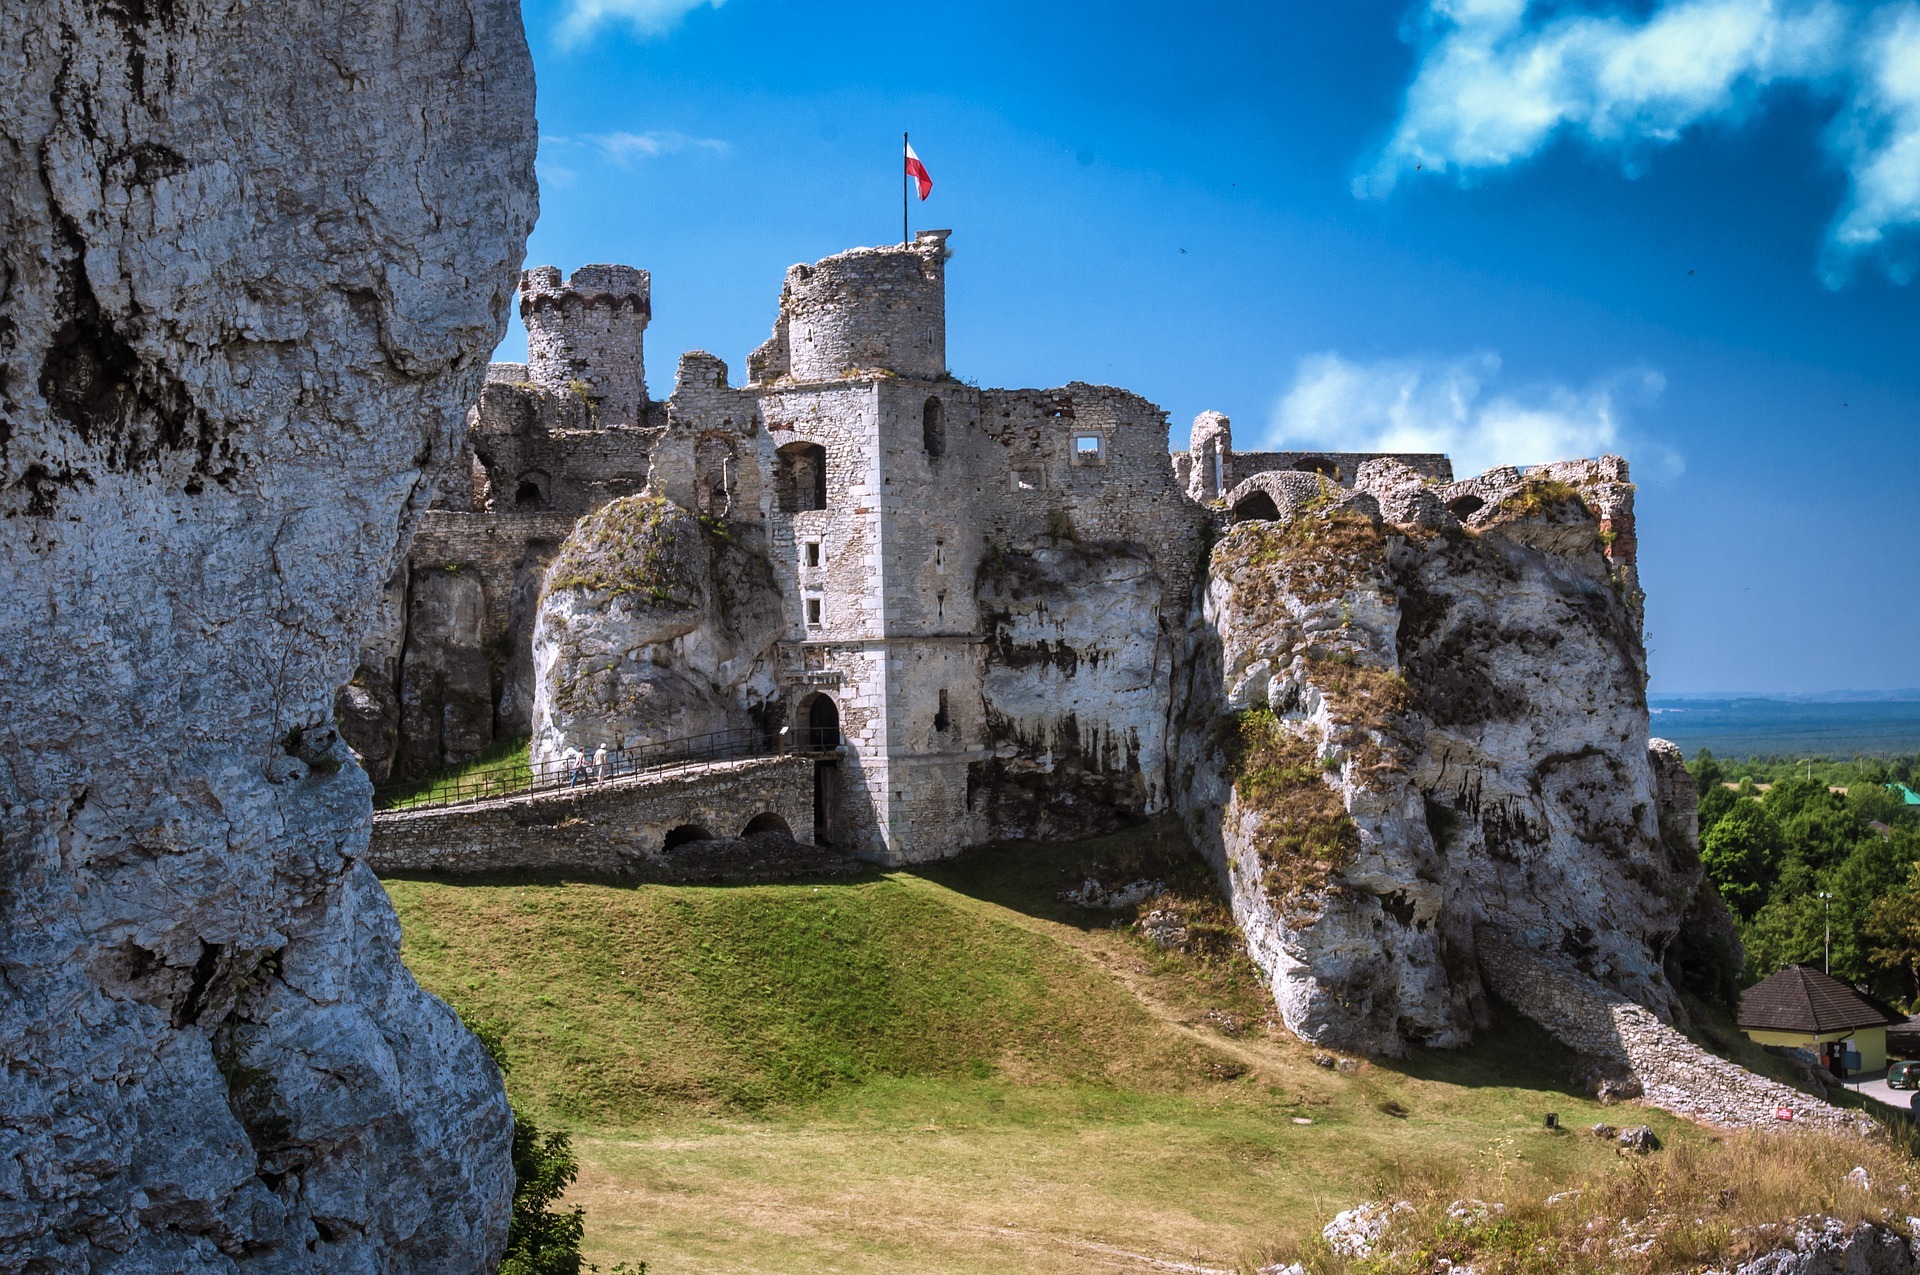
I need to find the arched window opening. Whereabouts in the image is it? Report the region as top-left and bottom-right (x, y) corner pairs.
(776, 442), (828, 513)
(1291, 456), (1340, 479)
(741, 812), (791, 838)
(663, 824), (713, 851)
(922, 397), (945, 458)
(1233, 491), (1281, 523)
(1447, 494), (1485, 520)
(801, 693), (841, 751)
(514, 470), (550, 511)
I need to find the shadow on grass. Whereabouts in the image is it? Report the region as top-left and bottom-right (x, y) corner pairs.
(376, 863), (891, 891)
(906, 816), (1214, 930)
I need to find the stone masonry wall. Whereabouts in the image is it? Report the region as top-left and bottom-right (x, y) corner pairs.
(1477, 936), (1867, 1134)
(369, 756), (823, 880)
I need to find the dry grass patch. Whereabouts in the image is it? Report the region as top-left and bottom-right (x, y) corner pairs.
(1277, 1127), (1918, 1275)
(1212, 508), (1388, 610)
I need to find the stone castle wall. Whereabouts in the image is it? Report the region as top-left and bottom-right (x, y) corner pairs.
(368, 756), (822, 881)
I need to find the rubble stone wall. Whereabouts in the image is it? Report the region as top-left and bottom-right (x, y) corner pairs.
(369, 756), (822, 881)
(1477, 937), (1865, 1134)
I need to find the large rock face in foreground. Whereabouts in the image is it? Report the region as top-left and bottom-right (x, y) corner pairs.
(0, 3), (536, 1269)
(1177, 458), (1703, 1056)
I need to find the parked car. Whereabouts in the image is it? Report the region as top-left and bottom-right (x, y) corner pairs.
(1887, 1060), (1920, 1090)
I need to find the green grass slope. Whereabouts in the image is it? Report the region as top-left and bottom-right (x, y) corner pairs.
(386, 822), (1712, 1274)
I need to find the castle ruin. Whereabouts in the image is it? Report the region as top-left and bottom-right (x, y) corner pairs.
(343, 232), (1464, 862)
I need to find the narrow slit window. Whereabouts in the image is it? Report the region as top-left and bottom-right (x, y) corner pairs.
(934, 539), (945, 571)
(934, 688), (950, 733)
(936, 592), (946, 622)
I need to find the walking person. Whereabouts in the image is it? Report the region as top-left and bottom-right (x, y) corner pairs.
(592, 743), (609, 784)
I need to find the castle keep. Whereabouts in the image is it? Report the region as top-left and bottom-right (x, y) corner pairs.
(340, 231), (1466, 862)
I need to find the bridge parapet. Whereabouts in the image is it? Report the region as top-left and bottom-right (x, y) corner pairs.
(369, 755), (845, 882)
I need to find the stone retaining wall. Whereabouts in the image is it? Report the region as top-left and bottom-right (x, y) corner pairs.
(368, 755), (847, 882)
(1477, 934), (1868, 1134)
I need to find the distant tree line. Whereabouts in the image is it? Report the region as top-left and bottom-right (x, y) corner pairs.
(1688, 751), (1920, 1003)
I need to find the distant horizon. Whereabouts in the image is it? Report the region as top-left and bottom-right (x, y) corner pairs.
(1651, 689), (1920, 702)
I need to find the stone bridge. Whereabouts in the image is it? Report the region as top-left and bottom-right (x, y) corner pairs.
(367, 754), (853, 882)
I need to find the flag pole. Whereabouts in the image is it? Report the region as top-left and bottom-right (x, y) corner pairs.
(902, 131), (909, 246)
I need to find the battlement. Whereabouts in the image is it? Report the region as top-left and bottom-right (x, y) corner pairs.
(748, 230), (949, 386)
(521, 263), (652, 426)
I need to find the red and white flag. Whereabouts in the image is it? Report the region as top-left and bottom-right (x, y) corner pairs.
(905, 141), (933, 201)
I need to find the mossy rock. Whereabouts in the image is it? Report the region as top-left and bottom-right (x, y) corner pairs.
(543, 495), (705, 607)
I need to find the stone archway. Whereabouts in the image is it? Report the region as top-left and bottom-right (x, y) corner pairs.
(663, 823), (712, 851)
(799, 692), (840, 751)
(1232, 491), (1280, 523)
(741, 812), (791, 838)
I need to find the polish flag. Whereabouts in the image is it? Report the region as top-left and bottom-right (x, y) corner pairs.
(905, 142), (933, 201)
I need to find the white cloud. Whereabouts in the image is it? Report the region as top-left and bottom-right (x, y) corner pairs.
(1363, 0), (1920, 279)
(537, 132), (731, 183)
(557, 0), (723, 45)
(590, 131), (731, 163)
(1826, 5), (1920, 280)
(1268, 352), (1681, 481)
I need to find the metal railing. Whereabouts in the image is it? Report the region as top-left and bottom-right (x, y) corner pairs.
(377, 727), (783, 813)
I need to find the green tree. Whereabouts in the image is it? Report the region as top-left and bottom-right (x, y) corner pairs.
(1868, 861), (1920, 1000)
(1823, 829), (1917, 984)
(1742, 891), (1828, 979)
(1701, 800), (1784, 919)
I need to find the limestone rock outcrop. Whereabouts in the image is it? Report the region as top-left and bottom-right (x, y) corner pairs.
(1176, 458), (1700, 1057)
(531, 495), (785, 766)
(0, 2), (536, 1269)
(974, 540), (1175, 840)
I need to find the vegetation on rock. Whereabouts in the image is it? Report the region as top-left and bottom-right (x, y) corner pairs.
(543, 495), (704, 605)
(1213, 507), (1387, 608)
(1226, 708), (1360, 902)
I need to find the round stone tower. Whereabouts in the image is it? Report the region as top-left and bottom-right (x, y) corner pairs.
(1188, 410), (1232, 502)
(521, 263), (651, 426)
(775, 230), (948, 383)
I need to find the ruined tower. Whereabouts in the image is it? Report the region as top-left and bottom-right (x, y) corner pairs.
(748, 230), (949, 384)
(522, 263), (651, 426)
(1187, 410), (1232, 502)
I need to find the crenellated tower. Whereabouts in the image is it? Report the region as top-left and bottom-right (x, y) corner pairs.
(521, 263), (652, 426)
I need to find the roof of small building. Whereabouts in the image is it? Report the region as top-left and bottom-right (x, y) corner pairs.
(1738, 964), (1902, 1035)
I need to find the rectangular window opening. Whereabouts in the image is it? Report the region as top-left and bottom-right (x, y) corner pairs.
(805, 597), (823, 627)
(804, 540), (822, 568)
(935, 688), (950, 733)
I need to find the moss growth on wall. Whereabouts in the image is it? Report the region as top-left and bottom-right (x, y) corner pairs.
(1212, 508), (1387, 609)
(1486, 477), (1599, 539)
(1226, 708), (1359, 903)
(543, 495), (703, 606)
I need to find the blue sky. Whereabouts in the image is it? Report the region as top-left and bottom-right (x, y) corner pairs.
(505, 0), (1920, 695)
